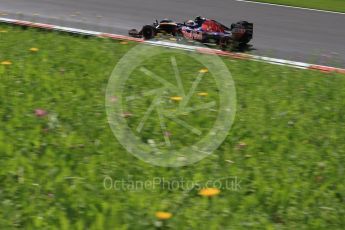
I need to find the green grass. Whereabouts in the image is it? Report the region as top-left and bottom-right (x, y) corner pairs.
(0, 24), (345, 229)
(252, 0), (345, 12)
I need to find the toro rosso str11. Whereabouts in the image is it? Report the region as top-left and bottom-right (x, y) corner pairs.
(129, 16), (253, 50)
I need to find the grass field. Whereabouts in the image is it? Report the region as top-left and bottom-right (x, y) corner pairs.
(252, 0), (345, 12)
(0, 24), (345, 229)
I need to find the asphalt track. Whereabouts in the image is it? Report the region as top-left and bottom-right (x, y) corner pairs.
(1, 0), (345, 67)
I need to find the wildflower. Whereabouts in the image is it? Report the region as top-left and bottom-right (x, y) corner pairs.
(29, 47), (39, 52)
(170, 96), (183, 102)
(122, 112), (133, 118)
(199, 68), (208, 73)
(47, 193), (55, 199)
(236, 141), (247, 150)
(225, 159), (235, 164)
(35, 108), (47, 117)
(197, 92), (208, 96)
(315, 176), (323, 183)
(198, 187), (220, 197)
(59, 68), (66, 74)
(1, 61), (12, 65)
(42, 128), (49, 133)
(164, 131), (171, 137)
(318, 162), (326, 169)
(155, 211), (172, 220)
(109, 96), (118, 102)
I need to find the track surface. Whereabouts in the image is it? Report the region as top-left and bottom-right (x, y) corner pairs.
(1, 0), (345, 67)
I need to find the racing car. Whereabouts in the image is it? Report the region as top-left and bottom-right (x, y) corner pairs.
(129, 16), (253, 50)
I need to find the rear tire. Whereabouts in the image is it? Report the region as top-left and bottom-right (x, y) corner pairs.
(142, 25), (156, 40)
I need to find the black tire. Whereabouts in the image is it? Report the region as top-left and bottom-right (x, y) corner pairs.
(142, 25), (156, 40)
(231, 21), (253, 45)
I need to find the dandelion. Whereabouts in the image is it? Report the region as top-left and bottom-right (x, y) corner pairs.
(170, 96), (183, 102)
(35, 108), (47, 117)
(1, 61), (12, 65)
(29, 47), (39, 52)
(120, 41), (128, 45)
(197, 92), (208, 97)
(199, 68), (208, 73)
(199, 187), (220, 197)
(155, 211), (172, 220)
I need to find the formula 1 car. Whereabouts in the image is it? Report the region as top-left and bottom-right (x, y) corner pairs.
(129, 16), (253, 50)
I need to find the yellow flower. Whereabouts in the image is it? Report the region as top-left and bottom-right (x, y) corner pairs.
(199, 68), (208, 73)
(198, 187), (220, 197)
(120, 41), (128, 45)
(0, 30), (8, 33)
(197, 92), (208, 97)
(29, 47), (39, 52)
(1, 61), (12, 65)
(155, 211), (172, 220)
(170, 96), (183, 102)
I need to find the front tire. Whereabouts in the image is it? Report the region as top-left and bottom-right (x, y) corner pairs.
(142, 25), (156, 40)
(231, 21), (253, 45)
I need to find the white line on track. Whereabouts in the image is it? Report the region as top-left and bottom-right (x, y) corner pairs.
(53, 26), (101, 35)
(235, 0), (345, 15)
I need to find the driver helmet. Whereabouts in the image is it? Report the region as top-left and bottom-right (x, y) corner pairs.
(186, 20), (196, 27)
(160, 18), (174, 23)
(195, 16), (205, 23)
